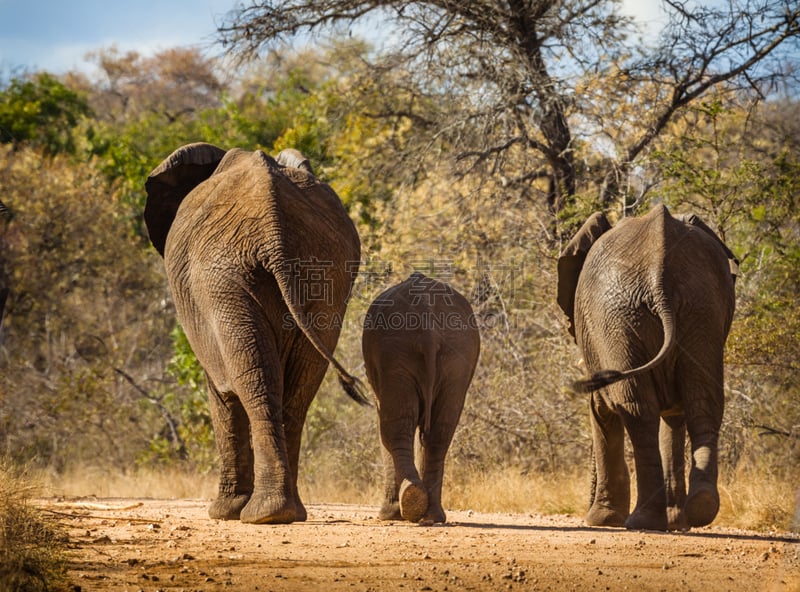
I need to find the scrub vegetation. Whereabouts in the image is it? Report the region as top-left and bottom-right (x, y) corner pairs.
(0, 4), (798, 571)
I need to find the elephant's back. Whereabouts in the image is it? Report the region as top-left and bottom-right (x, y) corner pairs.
(574, 205), (735, 362)
(164, 152), (359, 291)
(278, 179), (361, 266)
(362, 273), (480, 400)
(363, 273), (479, 358)
(163, 151), (361, 357)
(578, 205), (680, 295)
(573, 207), (673, 363)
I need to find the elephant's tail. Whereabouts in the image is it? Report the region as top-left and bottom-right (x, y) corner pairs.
(337, 372), (372, 407)
(301, 320), (371, 407)
(418, 341), (438, 446)
(294, 308), (371, 407)
(282, 297), (372, 407)
(572, 303), (676, 393)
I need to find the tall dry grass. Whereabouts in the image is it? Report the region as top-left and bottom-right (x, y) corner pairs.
(38, 465), (218, 500)
(717, 467), (800, 531)
(0, 462), (68, 592)
(444, 465), (587, 516)
(37, 463), (798, 532)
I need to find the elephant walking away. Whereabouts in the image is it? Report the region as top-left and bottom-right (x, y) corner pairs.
(362, 272), (480, 524)
(557, 204), (738, 531)
(145, 143), (368, 524)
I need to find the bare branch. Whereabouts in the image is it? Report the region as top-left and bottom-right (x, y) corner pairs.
(624, 1), (800, 165)
(218, 0), (800, 219)
(755, 424), (799, 439)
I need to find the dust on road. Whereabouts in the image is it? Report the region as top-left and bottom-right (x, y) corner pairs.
(51, 498), (799, 591)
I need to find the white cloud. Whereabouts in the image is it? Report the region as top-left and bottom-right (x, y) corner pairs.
(619, 0), (668, 38)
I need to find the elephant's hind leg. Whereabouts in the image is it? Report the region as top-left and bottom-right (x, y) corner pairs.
(681, 360), (723, 528)
(281, 356), (330, 523)
(660, 414), (688, 531)
(624, 411), (668, 531)
(586, 393), (630, 528)
(378, 445), (402, 520)
(239, 406), (298, 524)
(418, 384), (467, 524)
(206, 380), (253, 520)
(684, 427), (721, 528)
(238, 406), (299, 525)
(376, 444), (428, 522)
(377, 384), (427, 522)
(221, 332), (297, 524)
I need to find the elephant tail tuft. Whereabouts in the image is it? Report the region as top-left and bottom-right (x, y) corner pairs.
(338, 374), (373, 407)
(572, 370), (625, 393)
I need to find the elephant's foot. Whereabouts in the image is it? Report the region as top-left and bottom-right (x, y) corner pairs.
(209, 493), (251, 521)
(422, 504), (447, 525)
(585, 503), (627, 528)
(666, 505), (688, 531)
(399, 479), (428, 523)
(378, 501), (402, 521)
(239, 492), (297, 524)
(685, 485), (719, 527)
(624, 506), (668, 531)
(294, 498), (308, 522)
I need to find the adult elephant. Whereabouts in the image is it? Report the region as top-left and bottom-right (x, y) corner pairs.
(557, 204), (737, 531)
(144, 143), (368, 524)
(362, 272), (480, 523)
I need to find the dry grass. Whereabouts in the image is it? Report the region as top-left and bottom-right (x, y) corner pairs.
(717, 468), (800, 531)
(299, 473), (381, 506)
(35, 463), (799, 532)
(444, 465), (587, 516)
(38, 465), (218, 500)
(0, 462), (68, 592)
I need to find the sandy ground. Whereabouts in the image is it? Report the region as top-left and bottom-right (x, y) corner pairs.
(47, 498), (799, 591)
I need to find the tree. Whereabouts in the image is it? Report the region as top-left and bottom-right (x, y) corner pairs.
(74, 46), (225, 125)
(650, 95), (800, 472)
(0, 73), (89, 155)
(218, 0), (800, 229)
(0, 198), (10, 328)
(0, 146), (175, 469)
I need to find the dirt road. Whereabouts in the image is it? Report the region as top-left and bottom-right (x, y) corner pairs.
(53, 499), (798, 591)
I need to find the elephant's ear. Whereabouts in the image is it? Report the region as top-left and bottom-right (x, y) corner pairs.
(144, 142), (227, 257)
(275, 148), (314, 175)
(681, 213), (740, 283)
(557, 212), (612, 339)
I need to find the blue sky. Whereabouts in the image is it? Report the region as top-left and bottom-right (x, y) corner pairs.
(0, 0), (664, 76)
(0, 0), (234, 74)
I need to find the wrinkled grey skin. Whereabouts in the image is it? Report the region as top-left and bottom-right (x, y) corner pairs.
(557, 205), (737, 531)
(145, 143), (367, 524)
(362, 272), (480, 523)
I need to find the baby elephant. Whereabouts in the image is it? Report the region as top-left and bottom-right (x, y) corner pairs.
(362, 272), (480, 523)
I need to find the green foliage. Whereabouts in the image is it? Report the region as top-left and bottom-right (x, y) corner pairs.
(85, 107), (238, 240)
(167, 325), (206, 391)
(138, 325), (216, 471)
(233, 67), (322, 151)
(0, 36), (797, 509)
(0, 73), (89, 155)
